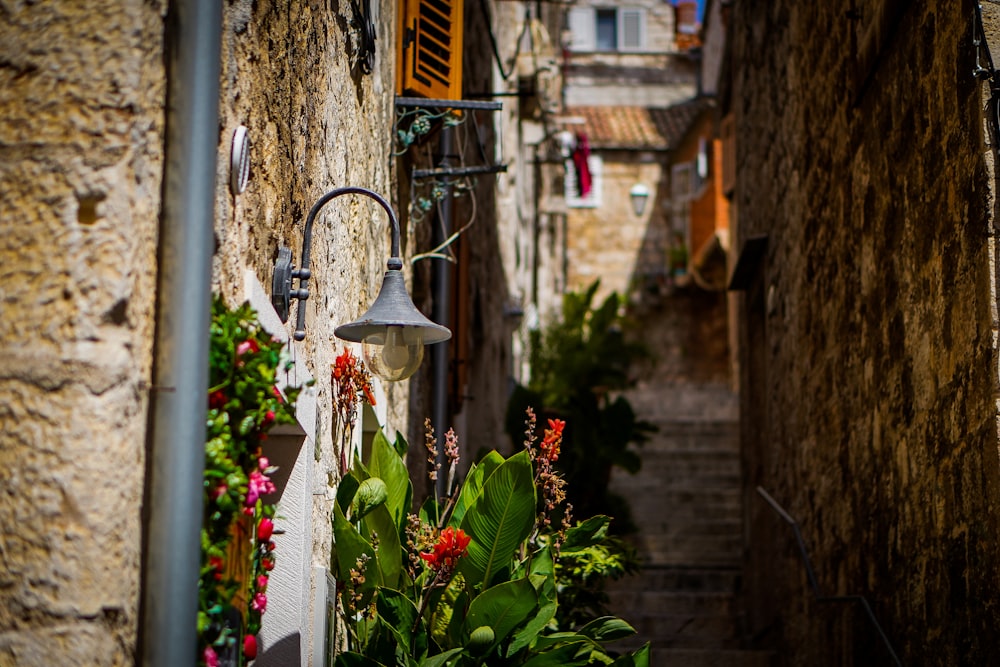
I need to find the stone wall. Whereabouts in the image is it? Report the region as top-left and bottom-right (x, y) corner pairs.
(0, 1), (410, 663)
(0, 3), (166, 663)
(730, 2), (1000, 664)
(567, 153), (667, 305)
(214, 2), (407, 659)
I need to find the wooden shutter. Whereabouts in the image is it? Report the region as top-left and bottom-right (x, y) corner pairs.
(398, 0), (464, 99)
(618, 8), (646, 50)
(567, 7), (596, 52)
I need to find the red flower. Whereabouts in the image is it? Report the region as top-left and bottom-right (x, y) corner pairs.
(256, 574), (269, 591)
(262, 410), (276, 427)
(243, 634), (258, 659)
(257, 517), (274, 542)
(251, 592), (268, 612)
(540, 419), (565, 462)
(419, 527), (471, 573)
(261, 557), (275, 571)
(243, 635), (257, 660)
(209, 555), (224, 582)
(203, 646), (219, 667)
(209, 390), (227, 410)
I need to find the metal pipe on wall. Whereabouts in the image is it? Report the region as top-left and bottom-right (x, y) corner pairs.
(140, 1), (222, 665)
(431, 126), (456, 500)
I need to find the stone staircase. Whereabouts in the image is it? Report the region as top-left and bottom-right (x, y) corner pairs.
(604, 408), (772, 666)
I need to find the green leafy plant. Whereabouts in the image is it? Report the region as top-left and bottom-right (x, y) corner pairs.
(330, 410), (650, 666)
(199, 298), (304, 666)
(506, 281), (655, 530)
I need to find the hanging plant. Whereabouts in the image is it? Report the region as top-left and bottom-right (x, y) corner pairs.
(199, 298), (304, 666)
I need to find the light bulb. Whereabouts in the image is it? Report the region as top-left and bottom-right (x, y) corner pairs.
(381, 326), (409, 371)
(362, 326), (424, 381)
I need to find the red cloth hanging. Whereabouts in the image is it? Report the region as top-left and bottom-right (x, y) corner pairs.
(572, 133), (592, 197)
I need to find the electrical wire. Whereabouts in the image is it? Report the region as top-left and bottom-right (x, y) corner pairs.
(478, 0), (530, 81)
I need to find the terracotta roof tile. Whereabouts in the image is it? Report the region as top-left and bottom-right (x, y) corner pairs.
(567, 99), (711, 150)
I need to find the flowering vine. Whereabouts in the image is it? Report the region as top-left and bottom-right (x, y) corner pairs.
(332, 347), (376, 476)
(200, 298), (304, 666)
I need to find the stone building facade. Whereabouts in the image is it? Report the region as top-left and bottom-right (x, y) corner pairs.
(727, 1), (1000, 664)
(0, 0), (529, 664)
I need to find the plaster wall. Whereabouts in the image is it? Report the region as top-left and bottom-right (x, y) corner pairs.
(731, 2), (1000, 664)
(0, 3), (166, 663)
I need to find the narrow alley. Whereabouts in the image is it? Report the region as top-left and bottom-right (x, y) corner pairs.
(605, 290), (770, 665)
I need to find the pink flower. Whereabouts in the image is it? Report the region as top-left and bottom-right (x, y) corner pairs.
(243, 634), (258, 659)
(256, 574), (269, 590)
(203, 646), (219, 667)
(257, 517), (274, 542)
(212, 483), (228, 500)
(258, 457), (270, 471)
(236, 339), (260, 356)
(246, 470), (276, 507)
(251, 592), (268, 612)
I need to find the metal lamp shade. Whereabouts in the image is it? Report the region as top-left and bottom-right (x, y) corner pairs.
(334, 269), (451, 344)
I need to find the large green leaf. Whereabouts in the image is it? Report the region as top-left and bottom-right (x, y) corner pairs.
(449, 450), (504, 528)
(463, 578), (537, 647)
(368, 429), (412, 529)
(506, 601), (556, 658)
(458, 450), (535, 588)
(336, 471), (361, 515)
(577, 616), (636, 642)
(360, 503), (403, 590)
(335, 652), (387, 667)
(560, 515), (611, 553)
(332, 505), (376, 588)
(527, 546), (556, 604)
(610, 643), (650, 667)
(377, 588), (426, 660)
(518, 643), (591, 667)
(420, 647), (464, 667)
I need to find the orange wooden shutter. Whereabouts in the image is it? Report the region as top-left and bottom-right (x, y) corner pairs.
(397, 0), (464, 99)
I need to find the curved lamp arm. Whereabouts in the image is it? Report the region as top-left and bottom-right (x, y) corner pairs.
(272, 185), (453, 350)
(293, 187), (402, 340)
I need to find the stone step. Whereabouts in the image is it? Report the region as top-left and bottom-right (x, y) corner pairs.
(608, 567), (742, 593)
(606, 590), (734, 617)
(647, 649), (774, 667)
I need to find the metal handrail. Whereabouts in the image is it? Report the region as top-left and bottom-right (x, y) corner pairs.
(756, 486), (904, 667)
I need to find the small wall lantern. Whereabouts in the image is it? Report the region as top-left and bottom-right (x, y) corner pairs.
(271, 186), (450, 381)
(630, 183), (650, 217)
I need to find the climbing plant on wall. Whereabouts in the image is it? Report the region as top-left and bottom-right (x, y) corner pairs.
(199, 298), (305, 666)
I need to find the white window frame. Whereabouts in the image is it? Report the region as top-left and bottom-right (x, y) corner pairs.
(566, 7), (646, 52)
(565, 154), (603, 208)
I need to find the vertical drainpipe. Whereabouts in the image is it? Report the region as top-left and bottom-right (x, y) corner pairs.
(140, 1), (222, 665)
(432, 126), (455, 499)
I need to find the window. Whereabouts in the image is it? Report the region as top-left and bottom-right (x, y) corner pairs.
(671, 161), (694, 243)
(565, 155), (603, 208)
(596, 9), (617, 51)
(397, 0), (464, 99)
(567, 7), (647, 52)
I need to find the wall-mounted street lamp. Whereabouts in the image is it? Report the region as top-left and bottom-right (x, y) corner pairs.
(271, 186), (451, 381)
(630, 183), (650, 217)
